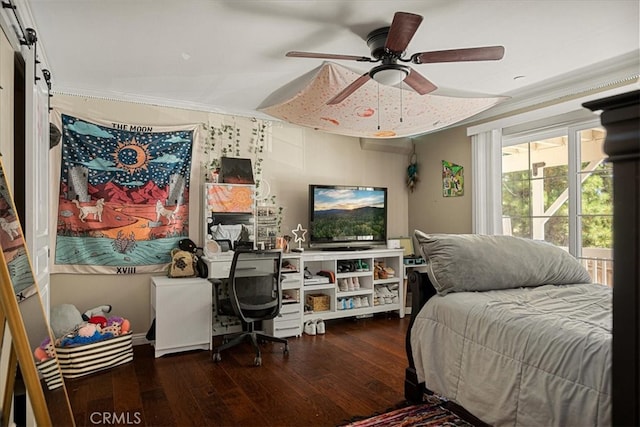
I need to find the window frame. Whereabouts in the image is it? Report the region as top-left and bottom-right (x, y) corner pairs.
(472, 116), (614, 286)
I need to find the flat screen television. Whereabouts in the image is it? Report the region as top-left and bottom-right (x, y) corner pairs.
(308, 184), (387, 250)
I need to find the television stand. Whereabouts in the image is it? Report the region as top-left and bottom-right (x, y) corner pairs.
(301, 248), (405, 322)
(321, 246), (371, 252)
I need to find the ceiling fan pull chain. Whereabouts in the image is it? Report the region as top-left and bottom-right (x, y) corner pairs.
(400, 81), (404, 123)
(377, 83), (381, 130)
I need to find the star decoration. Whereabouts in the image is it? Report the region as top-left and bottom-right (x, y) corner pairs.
(292, 224), (307, 248)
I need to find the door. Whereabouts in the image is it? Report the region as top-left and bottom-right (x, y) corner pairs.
(23, 45), (51, 318)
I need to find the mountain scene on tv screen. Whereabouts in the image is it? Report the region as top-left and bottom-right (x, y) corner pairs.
(313, 206), (385, 239)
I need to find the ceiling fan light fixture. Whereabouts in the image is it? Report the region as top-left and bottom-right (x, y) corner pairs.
(370, 64), (409, 86)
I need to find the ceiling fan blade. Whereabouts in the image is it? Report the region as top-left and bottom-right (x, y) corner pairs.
(403, 68), (437, 95)
(384, 12), (423, 53)
(327, 73), (372, 105)
(413, 46), (505, 63)
(286, 51), (372, 62)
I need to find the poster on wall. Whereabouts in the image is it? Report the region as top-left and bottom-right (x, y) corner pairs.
(52, 112), (198, 274)
(442, 160), (464, 197)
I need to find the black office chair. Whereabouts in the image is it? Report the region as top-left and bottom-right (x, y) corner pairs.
(211, 249), (289, 366)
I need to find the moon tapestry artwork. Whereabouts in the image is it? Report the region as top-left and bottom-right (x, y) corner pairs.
(52, 112), (199, 274)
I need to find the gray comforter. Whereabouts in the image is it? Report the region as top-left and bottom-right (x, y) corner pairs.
(410, 283), (611, 427)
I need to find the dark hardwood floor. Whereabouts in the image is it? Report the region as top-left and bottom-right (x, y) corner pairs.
(64, 314), (410, 427)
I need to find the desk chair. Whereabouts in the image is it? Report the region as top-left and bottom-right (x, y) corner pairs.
(211, 249), (289, 366)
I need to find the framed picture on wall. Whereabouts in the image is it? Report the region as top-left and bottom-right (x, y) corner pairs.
(442, 160), (464, 197)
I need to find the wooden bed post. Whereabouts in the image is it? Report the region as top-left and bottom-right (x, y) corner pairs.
(404, 270), (437, 402)
(584, 90), (640, 427)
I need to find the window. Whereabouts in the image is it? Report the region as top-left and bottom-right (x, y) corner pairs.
(501, 124), (613, 286)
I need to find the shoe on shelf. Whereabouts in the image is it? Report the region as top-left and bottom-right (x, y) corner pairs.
(361, 296), (370, 307)
(379, 285), (394, 304)
(352, 276), (360, 289)
(338, 278), (348, 292)
(304, 320), (317, 335)
(347, 277), (355, 291)
(354, 296), (362, 308)
(316, 319), (326, 334)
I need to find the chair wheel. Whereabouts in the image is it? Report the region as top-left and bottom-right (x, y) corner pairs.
(213, 352), (221, 362)
(254, 356), (262, 366)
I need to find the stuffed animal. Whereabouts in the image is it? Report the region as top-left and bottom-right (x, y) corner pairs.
(88, 315), (108, 327)
(102, 316), (131, 336)
(50, 304), (84, 339)
(36, 302), (132, 355)
(59, 328), (113, 347)
(167, 248), (196, 278)
(77, 323), (99, 337)
(82, 304), (112, 321)
(49, 303), (132, 348)
(33, 337), (56, 362)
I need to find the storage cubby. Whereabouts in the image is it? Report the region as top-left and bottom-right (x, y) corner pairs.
(301, 248), (404, 322)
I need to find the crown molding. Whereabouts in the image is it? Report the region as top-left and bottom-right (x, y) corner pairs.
(50, 88), (276, 122)
(461, 50), (640, 126)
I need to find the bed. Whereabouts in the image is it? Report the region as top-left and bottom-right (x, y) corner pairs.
(404, 231), (612, 427)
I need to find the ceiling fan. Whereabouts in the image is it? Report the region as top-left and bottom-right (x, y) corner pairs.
(286, 11), (505, 105)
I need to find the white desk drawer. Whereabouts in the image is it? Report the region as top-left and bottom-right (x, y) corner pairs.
(280, 303), (301, 316)
(273, 326), (301, 338)
(206, 259), (232, 278)
(273, 317), (301, 330)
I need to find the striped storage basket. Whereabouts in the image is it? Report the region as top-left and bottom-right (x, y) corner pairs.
(55, 332), (133, 379)
(35, 358), (64, 390)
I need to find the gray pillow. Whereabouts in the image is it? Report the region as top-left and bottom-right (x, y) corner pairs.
(414, 231), (592, 295)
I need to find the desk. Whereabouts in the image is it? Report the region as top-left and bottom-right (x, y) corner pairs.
(203, 253), (304, 338)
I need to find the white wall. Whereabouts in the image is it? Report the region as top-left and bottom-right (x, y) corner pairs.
(49, 94), (410, 334)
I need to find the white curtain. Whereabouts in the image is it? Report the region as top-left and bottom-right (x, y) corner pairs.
(471, 129), (503, 235)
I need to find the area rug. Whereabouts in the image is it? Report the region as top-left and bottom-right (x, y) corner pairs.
(342, 395), (477, 427)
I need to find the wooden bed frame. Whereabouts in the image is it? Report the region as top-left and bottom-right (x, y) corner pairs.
(404, 269), (436, 403)
(403, 90), (639, 427)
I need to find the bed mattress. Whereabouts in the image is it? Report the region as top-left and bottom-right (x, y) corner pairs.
(410, 283), (611, 426)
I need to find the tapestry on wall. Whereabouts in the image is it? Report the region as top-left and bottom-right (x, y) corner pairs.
(53, 113), (196, 274)
(442, 160), (464, 197)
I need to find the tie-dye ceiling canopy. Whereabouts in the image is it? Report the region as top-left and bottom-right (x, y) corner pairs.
(259, 62), (507, 139)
